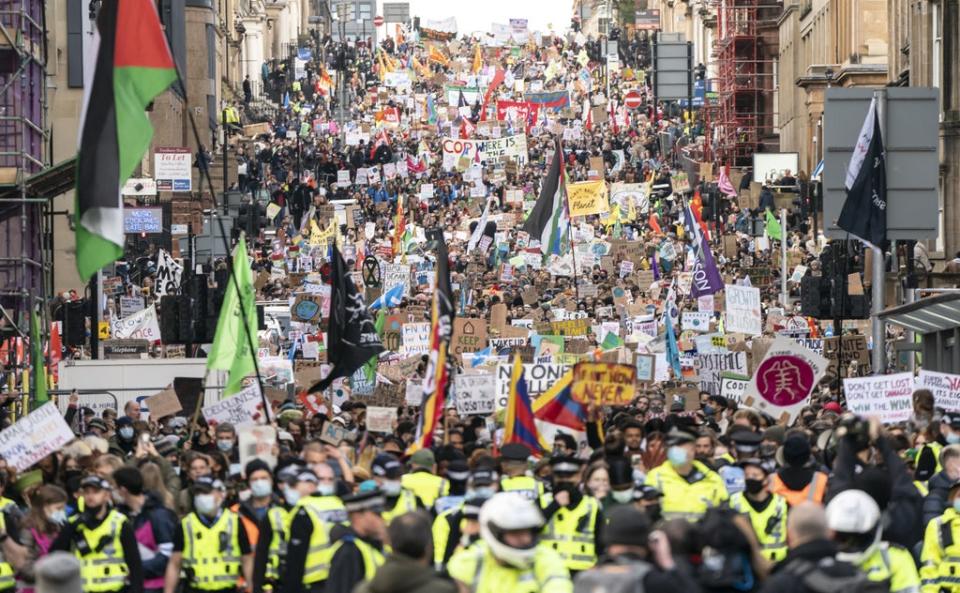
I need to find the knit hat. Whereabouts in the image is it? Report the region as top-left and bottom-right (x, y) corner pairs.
(601, 507), (651, 547)
(778, 434), (812, 467)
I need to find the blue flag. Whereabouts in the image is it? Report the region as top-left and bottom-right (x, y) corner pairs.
(369, 283), (404, 310)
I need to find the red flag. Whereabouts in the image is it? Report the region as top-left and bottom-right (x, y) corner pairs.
(479, 67), (505, 121)
(48, 322), (62, 382)
(648, 212), (662, 234)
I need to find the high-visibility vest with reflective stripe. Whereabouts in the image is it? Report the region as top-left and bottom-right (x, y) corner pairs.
(299, 495), (348, 526)
(729, 492), (788, 562)
(71, 509), (129, 592)
(0, 509), (14, 590)
(181, 510), (243, 590)
(860, 543), (920, 593)
(288, 500), (335, 585)
(382, 489), (419, 524)
(645, 460), (728, 522)
(330, 535), (384, 582)
(264, 506), (289, 584)
(921, 508), (960, 593)
(769, 471), (828, 506)
(541, 495), (599, 572)
(500, 476), (546, 506)
(447, 541), (571, 593)
(401, 471), (449, 509)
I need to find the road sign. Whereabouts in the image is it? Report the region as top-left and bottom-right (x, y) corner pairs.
(654, 37), (691, 101)
(382, 2), (410, 23)
(823, 88), (940, 240)
(373, 15), (384, 27)
(624, 90), (643, 110)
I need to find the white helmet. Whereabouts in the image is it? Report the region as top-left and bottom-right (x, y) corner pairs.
(479, 492), (544, 569)
(826, 489), (882, 564)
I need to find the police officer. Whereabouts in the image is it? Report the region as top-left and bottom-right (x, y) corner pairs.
(401, 449), (449, 509)
(433, 468), (498, 567)
(633, 485), (664, 524)
(542, 456), (603, 574)
(326, 490), (388, 593)
(372, 454), (423, 523)
(645, 426), (728, 522)
(728, 458), (788, 563)
(433, 458), (472, 515)
(573, 506), (702, 593)
(163, 476), (253, 593)
(251, 464), (305, 592)
(278, 469), (344, 593)
(447, 492), (572, 593)
(50, 475), (143, 593)
(826, 489), (920, 593)
(716, 427), (764, 495)
(499, 443), (547, 507)
(921, 479), (960, 592)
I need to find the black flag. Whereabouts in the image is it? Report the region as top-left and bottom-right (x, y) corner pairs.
(836, 97), (887, 246)
(309, 244), (384, 393)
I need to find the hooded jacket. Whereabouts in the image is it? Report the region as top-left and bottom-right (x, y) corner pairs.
(354, 553), (457, 593)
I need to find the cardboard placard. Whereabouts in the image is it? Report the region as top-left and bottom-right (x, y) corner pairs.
(571, 362), (636, 405)
(319, 421), (351, 445)
(366, 406), (398, 433)
(144, 386), (183, 419)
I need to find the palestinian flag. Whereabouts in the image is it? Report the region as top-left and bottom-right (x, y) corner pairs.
(521, 137), (568, 258)
(75, 0), (176, 281)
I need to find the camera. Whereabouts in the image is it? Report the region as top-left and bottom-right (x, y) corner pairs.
(835, 413), (871, 451)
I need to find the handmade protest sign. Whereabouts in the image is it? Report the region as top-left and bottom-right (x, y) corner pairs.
(238, 425), (277, 469)
(917, 370), (960, 411)
(571, 362), (636, 406)
(725, 284), (762, 336)
(203, 382), (271, 427)
(0, 403), (75, 472)
(742, 336), (828, 423)
(843, 373), (915, 424)
(455, 374), (496, 415)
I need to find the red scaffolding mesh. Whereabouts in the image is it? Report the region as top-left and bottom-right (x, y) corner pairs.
(710, 0), (777, 168)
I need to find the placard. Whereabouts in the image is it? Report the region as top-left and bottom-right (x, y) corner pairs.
(495, 363), (568, 409)
(366, 406), (398, 433)
(119, 296), (145, 318)
(741, 336), (828, 423)
(694, 352), (748, 396)
(635, 354), (655, 383)
(319, 421), (351, 445)
(401, 322), (431, 355)
(111, 305), (161, 341)
(154, 249), (183, 297)
(405, 378), (423, 406)
(451, 318), (488, 355)
(238, 425), (278, 469)
(567, 181), (609, 217)
(724, 284), (762, 336)
(0, 403), (75, 472)
(720, 374), (749, 405)
(571, 362), (636, 406)
(144, 386), (183, 419)
(843, 373), (914, 424)
(202, 382), (271, 427)
(454, 374), (496, 415)
(917, 370), (960, 412)
(682, 311), (712, 332)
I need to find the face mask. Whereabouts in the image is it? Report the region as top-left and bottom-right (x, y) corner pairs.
(744, 478), (766, 495)
(703, 405), (715, 416)
(667, 446), (689, 467)
(632, 469), (646, 483)
(953, 499), (960, 513)
(283, 487), (301, 506)
(612, 489), (634, 504)
(119, 427), (134, 440)
(948, 433), (960, 445)
(471, 487), (495, 499)
(382, 481), (402, 496)
(646, 504), (662, 522)
(250, 479), (273, 498)
(759, 444), (778, 458)
(317, 484), (335, 497)
(194, 494), (218, 516)
(217, 439), (234, 452)
(238, 489), (252, 502)
(48, 509), (67, 526)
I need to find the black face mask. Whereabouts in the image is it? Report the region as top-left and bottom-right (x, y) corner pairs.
(744, 478), (766, 495)
(759, 444), (777, 458)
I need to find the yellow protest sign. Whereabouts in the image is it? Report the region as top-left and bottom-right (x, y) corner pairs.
(567, 180), (609, 217)
(571, 362), (636, 405)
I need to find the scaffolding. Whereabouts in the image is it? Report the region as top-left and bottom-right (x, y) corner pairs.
(0, 0), (48, 340)
(710, 0), (779, 168)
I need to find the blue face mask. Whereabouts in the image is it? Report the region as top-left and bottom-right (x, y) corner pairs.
(948, 433), (960, 445)
(667, 446), (689, 467)
(283, 487), (301, 506)
(250, 479), (272, 498)
(217, 439), (234, 452)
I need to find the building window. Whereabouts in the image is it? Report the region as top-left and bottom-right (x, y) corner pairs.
(359, 2), (372, 21)
(932, 2), (942, 91)
(598, 17), (610, 35)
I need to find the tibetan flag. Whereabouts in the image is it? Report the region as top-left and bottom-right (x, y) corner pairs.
(75, 0), (176, 281)
(472, 43), (483, 74)
(30, 307), (48, 409)
(503, 354), (548, 455)
(532, 370), (584, 432)
(408, 240), (456, 455)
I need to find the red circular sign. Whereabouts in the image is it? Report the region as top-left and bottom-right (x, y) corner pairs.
(624, 90), (643, 110)
(373, 15), (384, 27)
(754, 354), (815, 406)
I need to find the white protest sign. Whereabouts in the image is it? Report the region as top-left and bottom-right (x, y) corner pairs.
(155, 249), (183, 296)
(725, 284), (762, 336)
(203, 382), (271, 427)
(741, 336), (828, 423)
(119, 296), (145, 318)
(111, 305), (161, 341)
(0, 403), (76, 472)
(720, 375), (749, 405)
(790, 265), (808, 283)
(441, 135), (529, 171)
(682, 311), (712, 333)
(495, 363), (569, 410)
(917, 370), (960, 412)
(366, 406), (398, 433)
(401, 322), (431, 355)
(698, 294), (715, 313)
(238, 425), (277, 469)
(609, 182), (649, 213)
(694, 352), (748, 396)
(843, 373), (915, 424)
(405, 378), (423, 406)
(455, 374), (496, 415)
(337, 170), (351, 187)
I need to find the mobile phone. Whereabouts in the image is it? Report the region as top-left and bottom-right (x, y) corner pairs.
(141, 433), (151, 444)
(631, 454), (642, 466)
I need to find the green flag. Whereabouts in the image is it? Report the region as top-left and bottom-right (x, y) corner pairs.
(362, 309), (386, 383)
(30, 307), (48, 408)
(207, 235), (257, 395)
(765, 210), (782, 241)
(600, 331), (624, 351)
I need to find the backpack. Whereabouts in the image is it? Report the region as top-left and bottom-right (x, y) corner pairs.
(783, 557), (888, 593)
(573, 559), (652, 593)
(697, 507), (756, 591)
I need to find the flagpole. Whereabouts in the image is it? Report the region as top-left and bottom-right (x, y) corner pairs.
(870, 88), (887, 374)
(171, 63), (268, 414)
(780, 207), (789, 307)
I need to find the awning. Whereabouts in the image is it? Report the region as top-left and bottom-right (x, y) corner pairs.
(879, 293), (960, 334)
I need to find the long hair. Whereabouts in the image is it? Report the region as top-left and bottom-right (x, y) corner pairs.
(25, 484), (68, 535)
(140, 462), (175, 510)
